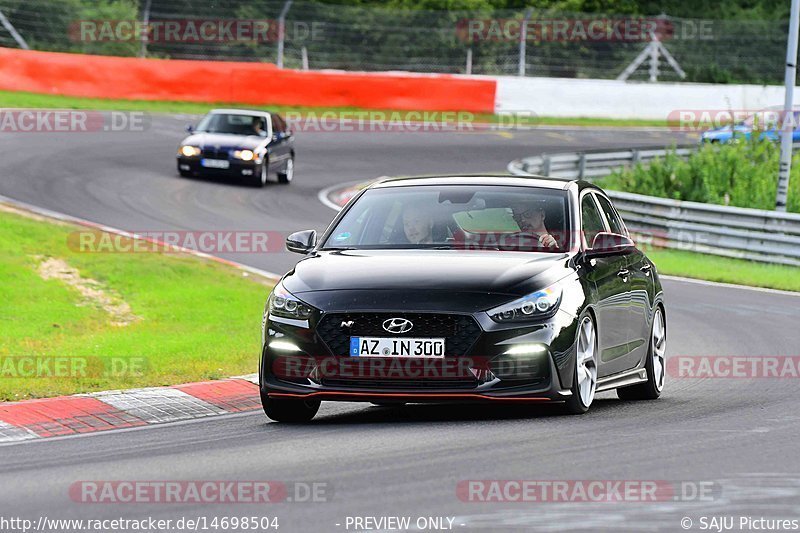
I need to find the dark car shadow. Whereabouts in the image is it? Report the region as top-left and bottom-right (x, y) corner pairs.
(303, 397), (627, 426)
(176, 172), (271, 189)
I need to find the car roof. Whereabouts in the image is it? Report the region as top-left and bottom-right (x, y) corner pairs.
(208, 108), (271, 118)
(370, 174), (597, 192)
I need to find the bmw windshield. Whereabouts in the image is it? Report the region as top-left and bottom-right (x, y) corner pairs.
(195, 113), (268, 136)
(322, 185), (570, 252)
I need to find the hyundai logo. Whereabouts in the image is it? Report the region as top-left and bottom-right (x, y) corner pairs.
(382, 318), (413, 334)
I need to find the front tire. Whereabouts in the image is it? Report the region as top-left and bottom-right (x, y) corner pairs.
(260, 391), (319, 422)
(277, 157), (294, 184)
(248, 160), (269, 188)
(563, 314), (598, 414)
(617, 306), (666, 401)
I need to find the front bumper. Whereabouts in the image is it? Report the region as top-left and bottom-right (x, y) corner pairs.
(260, 309), (580, 403)
(177, 156), (260, 177)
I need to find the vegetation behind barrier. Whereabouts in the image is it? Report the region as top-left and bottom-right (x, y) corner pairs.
(597, 139), (800, 214)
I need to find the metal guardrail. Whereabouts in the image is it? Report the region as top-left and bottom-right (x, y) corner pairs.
(508, 146), (800, 267)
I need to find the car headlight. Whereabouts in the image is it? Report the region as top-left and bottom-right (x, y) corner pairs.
(179, 145), (201, 157)
(487, 286), (562, 323)
(268, 280), (315, 320)
(232, 149), (255, 161)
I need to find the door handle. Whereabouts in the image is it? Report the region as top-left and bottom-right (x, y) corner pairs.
(640, 263), (652, 274)
(617, 269), (630, 279)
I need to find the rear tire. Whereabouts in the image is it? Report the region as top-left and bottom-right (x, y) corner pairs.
(562, 314), (598, 415)
(617, 306), (666, 401)
(260, 391), (319, 422)
(277, 157), (294, 184)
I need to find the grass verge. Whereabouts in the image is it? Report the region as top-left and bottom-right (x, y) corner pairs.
(0, 90), (668, 128)
(0, 206), (272, 401)
(646, 248), (800, 292)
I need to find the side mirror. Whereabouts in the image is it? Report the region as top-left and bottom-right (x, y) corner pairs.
(585, 232), (635, 259)
(286, 230), (316, 254)
(185, 124), (194, 133)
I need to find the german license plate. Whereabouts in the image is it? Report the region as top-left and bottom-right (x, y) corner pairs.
(201, 158), (230, 169)
(349, 337), (445, 358)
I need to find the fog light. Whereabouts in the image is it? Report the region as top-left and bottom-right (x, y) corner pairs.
(504, 344), (547, 355)
(179, 164), (190, 170)
(241, 169), (253, 176)
(269, 340), (302, 352)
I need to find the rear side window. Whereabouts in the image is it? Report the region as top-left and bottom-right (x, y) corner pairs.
(581, 195), (607, 248)
(595, 194), (627, 236)
(271, 114), (286, 133)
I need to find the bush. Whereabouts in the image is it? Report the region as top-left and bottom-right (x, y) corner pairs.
(597, 139), (800, 213)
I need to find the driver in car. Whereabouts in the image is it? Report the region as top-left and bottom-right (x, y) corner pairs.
(402, 205), (435, 245)
(251, 117), (267, 136)
(510, 201), (558, 249)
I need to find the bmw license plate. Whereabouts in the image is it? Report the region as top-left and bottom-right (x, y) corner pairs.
(350, 337), (445, 358)
(201, 158), (230, 169)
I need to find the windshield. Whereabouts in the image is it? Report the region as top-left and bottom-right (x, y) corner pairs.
(196, 113), (268, 136)
(322, 185), (570, 252)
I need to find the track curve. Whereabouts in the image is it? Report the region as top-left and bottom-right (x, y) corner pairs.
(1, 117), (798, 532)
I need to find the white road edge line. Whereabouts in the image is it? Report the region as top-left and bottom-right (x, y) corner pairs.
(660, 275), (800, 297)
(0, 193), (281, 280)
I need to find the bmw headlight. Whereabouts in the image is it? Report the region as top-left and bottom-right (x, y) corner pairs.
(268, 280), (314, 320)
(179, 145), (201, 157)
(232, 149), (255, 161)
(487, 286), (562, 323)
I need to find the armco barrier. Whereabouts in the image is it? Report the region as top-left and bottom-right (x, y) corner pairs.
(508, 147), (800, 267)
(0, 47), (496, 113)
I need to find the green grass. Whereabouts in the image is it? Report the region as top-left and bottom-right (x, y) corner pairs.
(0, 208), (272, 401)
(0, 90), (668, 128)
(647, 248), (800, 292)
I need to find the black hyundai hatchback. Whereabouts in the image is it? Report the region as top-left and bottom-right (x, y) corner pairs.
(260, 176), (666, 421)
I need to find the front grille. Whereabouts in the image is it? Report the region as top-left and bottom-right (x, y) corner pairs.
(316, 312), (482, 357)
(201, 147), (230, 159)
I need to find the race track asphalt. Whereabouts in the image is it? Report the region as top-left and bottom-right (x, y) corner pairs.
(1, 117), (798, 532)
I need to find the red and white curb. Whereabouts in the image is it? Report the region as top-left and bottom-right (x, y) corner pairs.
(0, 375), (261, 444)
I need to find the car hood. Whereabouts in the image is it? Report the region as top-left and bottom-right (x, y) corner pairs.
(283, 250), (571, 302)
(181, 132), (265, 150)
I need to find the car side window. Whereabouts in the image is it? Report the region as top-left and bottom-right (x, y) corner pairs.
(595, 194), (627, 236)
(581, 195), (607, 248)
(271, 114), (286, 134)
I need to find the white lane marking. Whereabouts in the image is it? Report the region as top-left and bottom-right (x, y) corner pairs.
(318, 178), (387, 212)
(0, 194), (281, 281)
(90, 388), (226, 424)
(661, 275), (800, 297)
(0, 421), (39, 443)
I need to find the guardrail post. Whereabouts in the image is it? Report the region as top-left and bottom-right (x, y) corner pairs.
(632, 149), (641, 166)
(541, 155), (551, 176)
(578, 153), (586, 179)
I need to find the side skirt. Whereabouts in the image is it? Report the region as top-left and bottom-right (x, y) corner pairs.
(596, 367), (648, 392)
